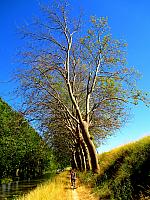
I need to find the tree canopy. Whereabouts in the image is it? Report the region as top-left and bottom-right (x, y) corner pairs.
(15, 1), (149, 172)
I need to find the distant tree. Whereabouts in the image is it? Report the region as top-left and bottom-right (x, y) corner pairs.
(15, 2), (149, 172)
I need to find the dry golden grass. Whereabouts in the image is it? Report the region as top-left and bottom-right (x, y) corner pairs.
(17, 170), (99, 200)
(18, 171), (72, 200)
(76, 183), (99, 200)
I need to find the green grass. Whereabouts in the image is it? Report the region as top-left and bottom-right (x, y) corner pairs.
(78, 136), (150, 200)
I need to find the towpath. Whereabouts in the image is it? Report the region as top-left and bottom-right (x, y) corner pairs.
(17, 170), (98, 200)
(66, 171), (98, 200)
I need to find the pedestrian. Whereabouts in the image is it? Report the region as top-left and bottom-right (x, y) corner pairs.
(70, 169), (76, 189)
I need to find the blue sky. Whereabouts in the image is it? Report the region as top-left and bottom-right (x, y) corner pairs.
(0, 0), (150, 153)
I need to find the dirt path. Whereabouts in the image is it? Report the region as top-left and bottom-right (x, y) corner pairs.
(72, 183), (98, 200)
(72, 189), (79, 200)
(18, 170), (98, 200)
(66, 172), (98, 200)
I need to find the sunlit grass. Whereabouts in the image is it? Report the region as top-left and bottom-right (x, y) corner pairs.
(18, 171), (72, 200)
(97, 136), (150, 173)
(17, 136), (150, 200)
(79, 136), (150, 200)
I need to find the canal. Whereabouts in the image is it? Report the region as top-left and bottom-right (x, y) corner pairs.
(0, 173), (53, 200)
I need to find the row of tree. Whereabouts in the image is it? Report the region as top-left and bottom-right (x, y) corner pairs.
(15, 1), (148, 173)
(0, 98), (56, 180)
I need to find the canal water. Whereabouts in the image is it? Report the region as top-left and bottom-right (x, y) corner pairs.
(0, 174), (53, 200)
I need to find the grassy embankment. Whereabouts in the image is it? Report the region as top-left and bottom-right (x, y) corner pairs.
(17, 171), (72, 200)
(78, 136), (150, 200)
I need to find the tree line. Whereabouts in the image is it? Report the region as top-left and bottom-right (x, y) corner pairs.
(15, 1), (149, 173)
(0, 98), (56, 181)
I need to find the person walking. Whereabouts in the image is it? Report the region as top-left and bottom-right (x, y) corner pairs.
(70, 169), (76, 189)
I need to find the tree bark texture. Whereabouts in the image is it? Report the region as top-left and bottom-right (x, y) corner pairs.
(72, 152), (78, 169)
(80, 141), (91, 171)
(75, 150), (82, 171)
(80, 121), (100, 173)
(78, 144), (86, 171)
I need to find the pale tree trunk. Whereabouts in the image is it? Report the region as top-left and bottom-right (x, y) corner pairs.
(67, 81), (100, 172)
(72, 152), (78, 169)
(75, 150), (82, 170)
(80, 140), (91, 171)
(66, 36), (100, 173)
(80, 121), (100, 173)
(79, 144), (86, 171)
(76, 126), (91, 171)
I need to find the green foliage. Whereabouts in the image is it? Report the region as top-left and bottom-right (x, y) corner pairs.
(16, 3), (149, 174)
(0, 177), (13, 184)
(0, 97), (56, 179)
(78, 136), (150, 199)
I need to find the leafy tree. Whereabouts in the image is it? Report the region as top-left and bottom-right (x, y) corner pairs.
(0, 98), (55, 179)
(15, 2), (149, 172)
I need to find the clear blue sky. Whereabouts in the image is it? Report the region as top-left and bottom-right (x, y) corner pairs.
(0, 0), (150, 153)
